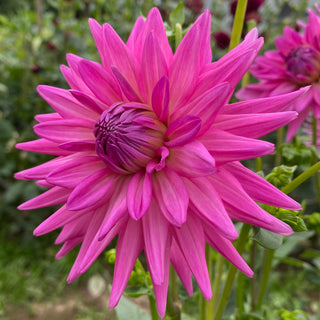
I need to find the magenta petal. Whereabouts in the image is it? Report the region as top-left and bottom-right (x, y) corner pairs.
(18, 186), (70, 210)
(111, 66), (142, 102)
(201, 128), (274, 162)
(16, 139), (71, 156)
(165, 115), (201, 147)
(109, 219), (143, 307)
(152, 240), (170, 318)
(47, 156), (106, 189)
(98, 179), (130, 240)
(127, 170), (152, 220)
(70, 90), (107, 113)
(167, 140), (216, 178)
(78, 60), (122, 105)
(126, 16), (145, 53)
(151, 76), (169, 123)
(170, 239), (193, 296)
(34, 119), (95, 144)
(34, 205), (89, 236)
(139, 32), (168, 104)
(174, 214), (212, 300)
(67, 169), (115, 211)
(142, 199), (169, 285)
(37, 85), (98, 120)
(214, 111), (298, 139)
(226, 162), (302, 210)
(173, 82), (232, 135)
(56, 237), (82, 259)
(204, 225), (253, 277)
(152, 168), (189, 226)
(184, 177), (238, 240)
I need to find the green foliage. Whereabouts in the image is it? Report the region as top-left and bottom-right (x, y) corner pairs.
(265, 165), (297, 189)
(169, 2), (185, 27)
(277, 309), (310, 320)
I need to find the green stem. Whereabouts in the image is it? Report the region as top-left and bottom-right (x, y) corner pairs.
(312, 117), (320, 205)
(205, 245), (214, 319)
(236, 272), (246, 315)
(275, 127), (284, 167)
(250, 241), (257, 310)
(175, 23), (182, 51)
(167, 266), (181, 320)
(214, 224), (251, 320)
(211, 254), (224, 316)
(256, 249), (275, 310)
(256, 157), (262, 172)
(200, 292), (207, 320)
(149, 295), (161, 320)
(281, 160), (320, 195)
(229, 0), (248, 50)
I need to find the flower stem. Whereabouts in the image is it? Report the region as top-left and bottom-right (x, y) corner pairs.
(229, 0), (248, 50)
(167, 266), (181, 320)
(312, 116), (320, 205)
(281, 160), (320, 195)
(275, 127), (284, 167)
(256, 249), (275, 310)
(250, 241), (258, 310)
(214, 224), (251, 320)
(175, 23), (183, 50)
(149, 295), (161, 320)
(211, 254), (224, 316)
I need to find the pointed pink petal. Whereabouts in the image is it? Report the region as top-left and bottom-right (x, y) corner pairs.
(152, 240), (170, 318)
(152, 76), (169, 123)
(109, 219), (144, 307)
(56, 237), (82, 259)
(18, 186), (70, 210)
(184, 177), (238, 240)
(47, 156), (106, 189)
(59, 140), (95, 152)
(111, 66), (142, 102)
(174, 214), (212, 300)
(170, 239), (193, 296)
(226, 162), (301, 210)
(70, 90), (107, 113)
(34, 204), (90, 236)
(232, 87), (309, 114)
(35, 113), (62, 122)
(78, 60), (122, 105)
(88, 18), (104, 64)
(204, 225), (253, 277)
(98, 178), (130, 240)
(201, 128), (274, 163)
(165, 115), (201, 147)
(169, 10), (211, 108)
(67, 206), (106, 282)
(287, 106), (311, 141)
(16, 139), (71, 156)
(102, 23), (139, 90)
(139, 32), (168, 104)
(152, 168), (189, 226)
(214, 111), (298, 139)
(142, 199), (169, 285)
(37, 85), (99, 120)
(79, 216), (127, 275)
(126, 17), (145, 52)
(173, 83), (232, 135)
(34, 119), (95, 143)
(127, 170), (152, 220)
(67, 169), (115, 211)
(167, 140), (216, 178)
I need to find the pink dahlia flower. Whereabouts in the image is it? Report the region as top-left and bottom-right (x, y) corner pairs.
(237, 6), (320, 141)
(16, 8), (306, 317)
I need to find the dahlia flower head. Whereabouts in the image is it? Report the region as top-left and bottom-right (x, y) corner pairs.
(237, 6), (320, 141)
(16, 8), (305, 317)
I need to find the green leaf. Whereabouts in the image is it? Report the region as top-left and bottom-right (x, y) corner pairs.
(124, 286), (151, 298)
(169, 2), (185, 27)
(265, 165), (297, 189)
(252, 228), (283, 250)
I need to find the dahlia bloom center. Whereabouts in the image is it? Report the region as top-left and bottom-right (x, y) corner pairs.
(285, 46), (320, 84)
(94, 102), (165, 173)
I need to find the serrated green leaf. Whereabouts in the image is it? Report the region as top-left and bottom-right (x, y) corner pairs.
(169, 2), (185, 27)
(252, 228), (283, 250)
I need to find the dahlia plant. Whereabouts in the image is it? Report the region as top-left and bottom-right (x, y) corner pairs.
(15, 6), (307, 318)
(238, 5), (320, 141)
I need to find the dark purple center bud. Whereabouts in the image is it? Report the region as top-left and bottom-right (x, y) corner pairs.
(285, 46), (320, 85)
(94, 103), (165, 173)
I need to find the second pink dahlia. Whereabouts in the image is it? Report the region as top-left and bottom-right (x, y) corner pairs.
(16, 8), (306, 317)
(238, 6), (320, 141)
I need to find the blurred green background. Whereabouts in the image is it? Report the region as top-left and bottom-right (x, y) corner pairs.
(0, 0), (319, 319)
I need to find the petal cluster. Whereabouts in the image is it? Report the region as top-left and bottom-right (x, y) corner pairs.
(237, 6), (320, 141)
(16, 8), (305, 317)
